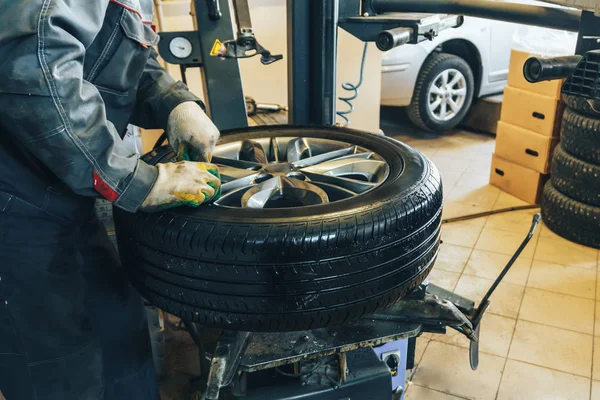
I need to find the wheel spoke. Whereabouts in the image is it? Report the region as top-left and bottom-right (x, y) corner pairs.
(218, 165), (259, 182)
(241, 176), (328, 208)
(239, 140), (267, 164)
(220, 173), (260, 193)
(214, 186), (253, 207)
(451, 87), (467, 96)
(212, 156), (263, 170)
(429, 97), (442, 111)
(441, 70), (449, 85)
(309, 181), (356, 201)
(440, 99), (448, 118)
(448, 98), (460, 113)
(286, 138), (311, 162)
(301, 158), (387, 182)
(448, 72), (462, 87)
(270, 137), (281, 162)
(303, 171), (377, 194)
(291, 146), (357, 168)
(430, 85), (444, 95)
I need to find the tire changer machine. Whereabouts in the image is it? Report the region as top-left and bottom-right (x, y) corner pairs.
(151, 1), (597, 399)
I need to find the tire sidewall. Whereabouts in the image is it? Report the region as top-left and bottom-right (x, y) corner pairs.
(416, 55), (475, 132)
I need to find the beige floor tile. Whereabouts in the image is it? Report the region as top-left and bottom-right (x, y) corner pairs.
(596, 303), (600, 336)
(440, 171), (463, 196)
(453, 172), (495, 190)
(485, 208), (541, 235)
(497, 360), (590, 400)
(446, 185), (500, 210)
(414, 341), (505, 400)
(520, 287), (595, 334)
(433, 314), (516, 357)
(528, 260), (596, 300)
(475, 227), (536, 259)
(442, 203), (489, 227)
(430, 155), (471, 174)
(509, 320), (593, 377)
(454, 275), (524, 318)
(494, 192), (529, 208)
(535, 235), (598, 270)
(465, 158), (493, 177)
(427, 269), (461, 292)
(415, 336), (431, 366)
(593, 380), (600, 400)
(463, 250), (531, 286)
(441, 222), (483, 248)
(435, 243), (472, 273)
(405, 385), (467, 400)
(595, 337), (600, 380)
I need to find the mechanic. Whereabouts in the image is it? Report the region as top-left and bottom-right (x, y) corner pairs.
(0, 1), (221, 399)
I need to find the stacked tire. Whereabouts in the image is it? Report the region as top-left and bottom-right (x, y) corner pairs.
(541, 95), (600, 249)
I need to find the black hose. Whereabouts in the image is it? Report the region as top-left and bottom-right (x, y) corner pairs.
(442, 205), (540, 224)
(523, 55), (582, 83)
(371, 0), (580, 32)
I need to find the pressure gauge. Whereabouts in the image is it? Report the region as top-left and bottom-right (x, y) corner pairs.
(169, 37), (193, 59)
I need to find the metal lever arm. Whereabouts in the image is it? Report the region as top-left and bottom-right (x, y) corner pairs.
(217, 0), (283, 65)
(468, 213), (541, 370)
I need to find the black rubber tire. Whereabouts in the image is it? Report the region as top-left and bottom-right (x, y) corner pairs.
(561, 107), (600, 165)
(114, 125), (443, 332)
(562, 94), (600, 118)
(541, 181), (600, 249)
(407, 52), (475, 133)
(552, 145), (600, 206)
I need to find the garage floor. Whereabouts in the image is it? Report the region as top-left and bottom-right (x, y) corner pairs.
(381, 110), (600, 400)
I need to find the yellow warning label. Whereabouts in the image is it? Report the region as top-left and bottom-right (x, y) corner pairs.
(210, 39), (222, 56)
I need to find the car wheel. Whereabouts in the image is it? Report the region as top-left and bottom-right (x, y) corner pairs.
(114, 125), (443, 332)
(408, 52), (475, 133)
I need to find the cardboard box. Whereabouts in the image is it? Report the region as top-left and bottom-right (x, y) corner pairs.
(500, 86), (564, 137)
(490, 154), (548, 204)
(507, 49), (564, 99)
(495, 121), (559, 174)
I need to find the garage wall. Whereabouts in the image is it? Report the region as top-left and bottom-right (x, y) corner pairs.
(155, 0), (382, 132)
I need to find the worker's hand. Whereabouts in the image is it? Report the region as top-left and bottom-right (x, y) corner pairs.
(140, 161), (221, 212)
(167, 101), (220, 162)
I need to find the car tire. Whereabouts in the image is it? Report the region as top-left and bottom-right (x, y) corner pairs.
(562, 94), (600, 118)
(551, 145), (600, 206)
(541, 181), (600, 249)
(114, 126), (443, 332)
(407, 52), (475, 133)
(560, 107), (600, 165)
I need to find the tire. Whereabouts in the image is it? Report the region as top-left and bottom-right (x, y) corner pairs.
(552, 145), (600, 206)
(562, 94), (600, 118)
(407, 52), (475, 133)
(561, 107), (600, 165)
(541, 181), (600, 249)
(114, 125), (443, 332)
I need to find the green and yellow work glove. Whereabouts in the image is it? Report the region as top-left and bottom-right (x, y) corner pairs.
(140, 161), (221, 212)
(167, 102), (220, 162)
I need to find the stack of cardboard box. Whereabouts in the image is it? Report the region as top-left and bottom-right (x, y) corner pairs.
(490, 49), (564, 204)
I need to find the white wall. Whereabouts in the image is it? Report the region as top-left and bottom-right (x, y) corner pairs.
(155, 0), (382, 132)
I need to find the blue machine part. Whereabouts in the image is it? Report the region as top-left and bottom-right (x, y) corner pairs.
(373, 339), (408, 398)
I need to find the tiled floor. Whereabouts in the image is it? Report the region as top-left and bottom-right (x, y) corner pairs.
(386, 124), (600, 400)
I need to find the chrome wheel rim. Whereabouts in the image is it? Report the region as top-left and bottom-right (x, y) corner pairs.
(211, 137), (390, 209)
(428, 68), (467, 122)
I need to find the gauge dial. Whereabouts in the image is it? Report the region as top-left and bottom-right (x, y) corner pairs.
(169, 37), (193, 59)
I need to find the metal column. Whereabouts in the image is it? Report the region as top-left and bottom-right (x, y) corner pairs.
(575, 11), (600, 55)
(287, 0), (339, 126)
(192, 0), (248, 130)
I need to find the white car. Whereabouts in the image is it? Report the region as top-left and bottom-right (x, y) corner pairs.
(380, 8), (574, 132)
